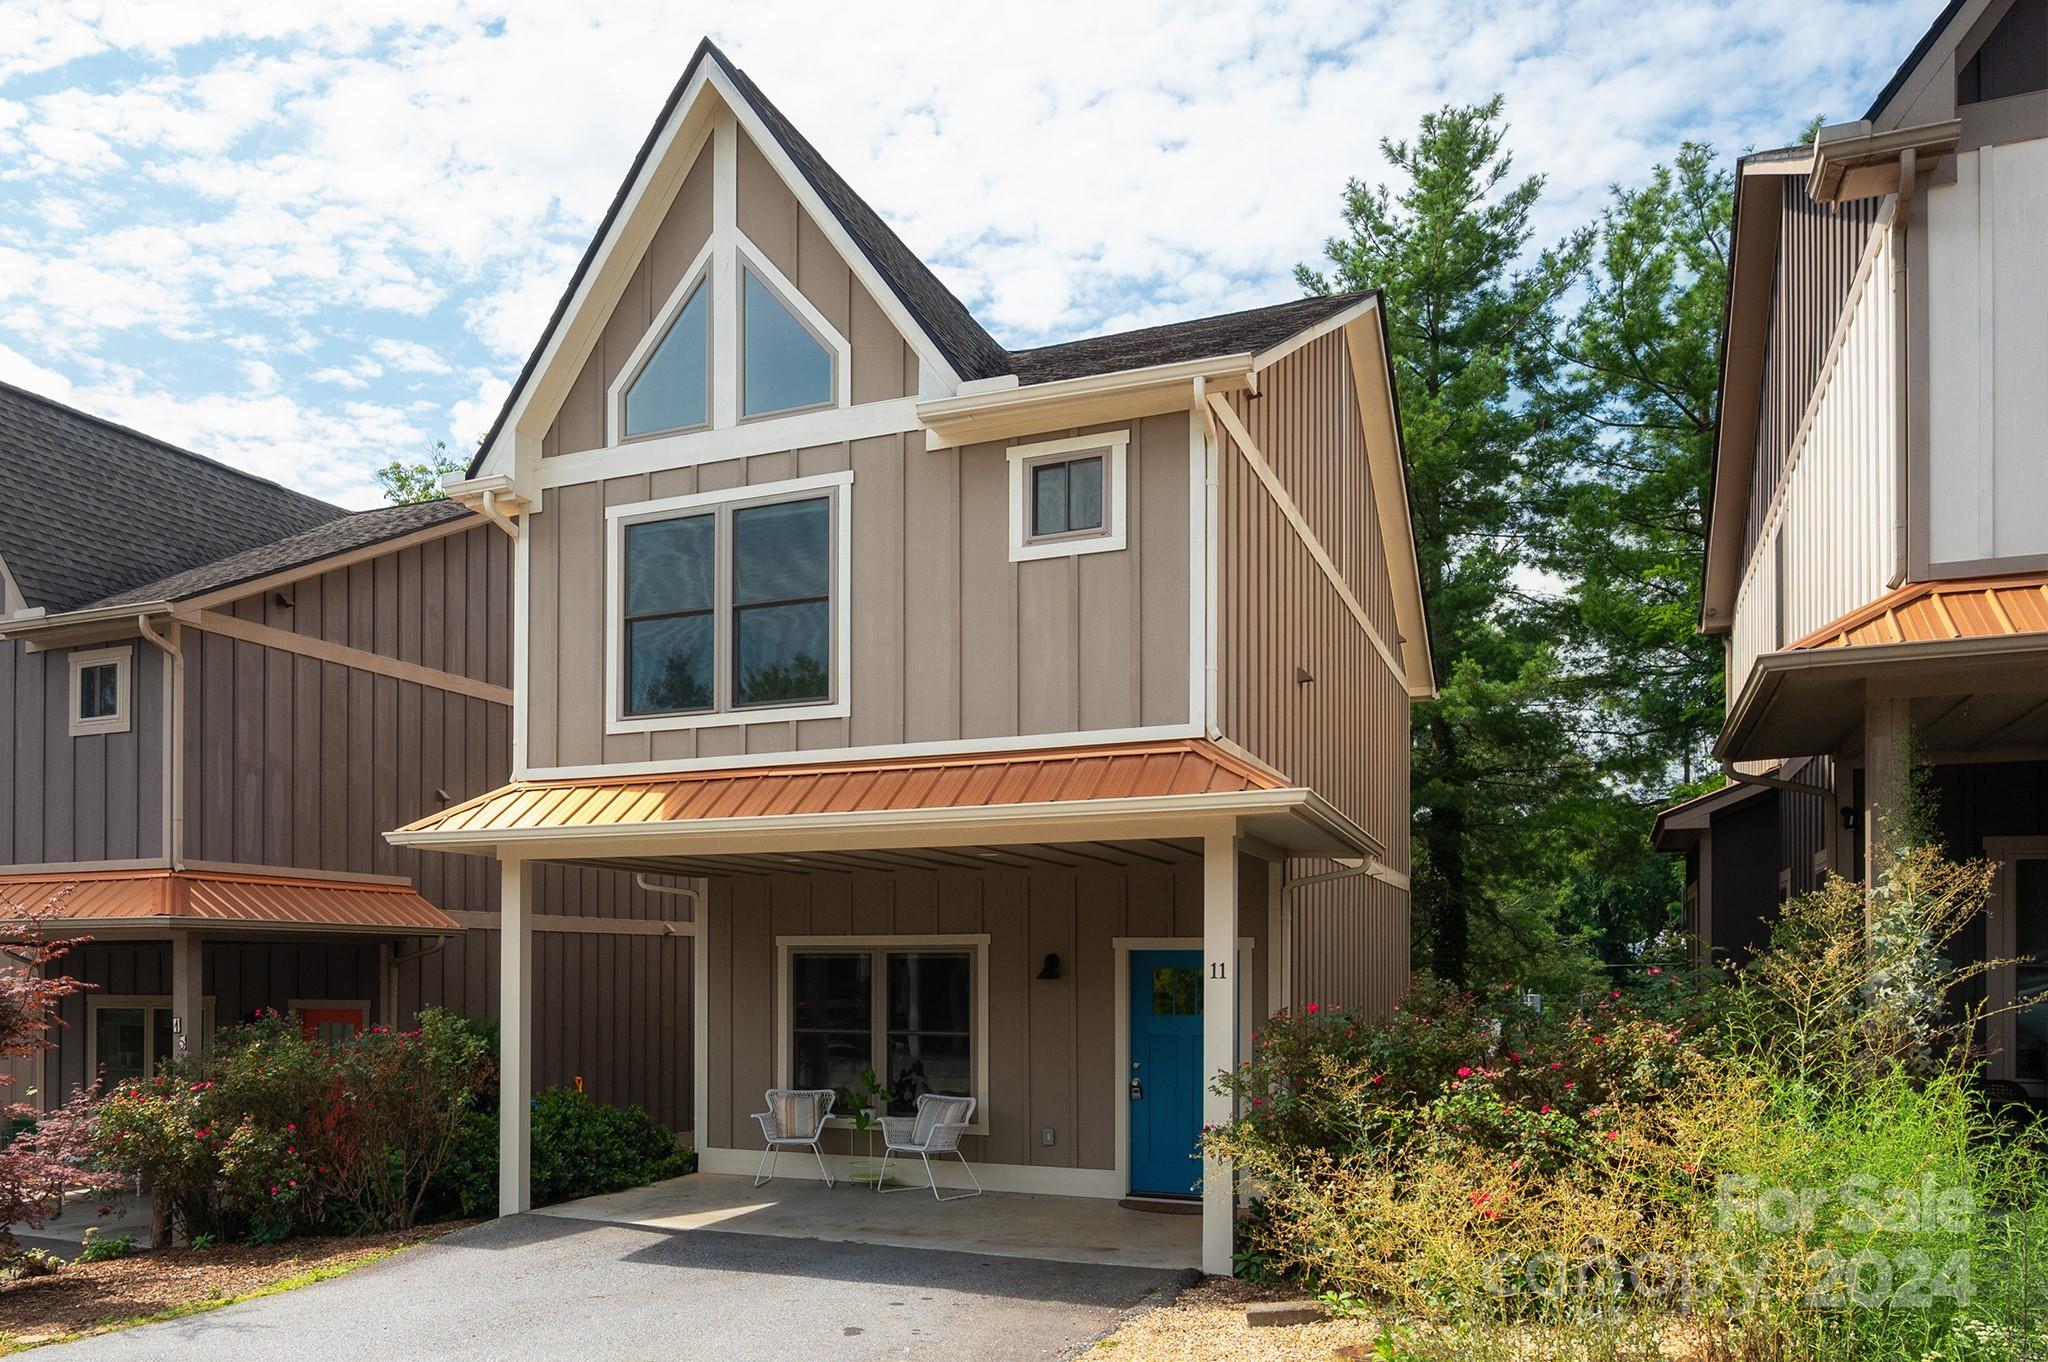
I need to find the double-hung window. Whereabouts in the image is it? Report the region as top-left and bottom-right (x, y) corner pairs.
(610, 474), (848, 730)
(784, 939), (983, 1121)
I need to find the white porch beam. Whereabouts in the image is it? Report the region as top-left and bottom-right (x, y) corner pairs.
(500, 859), (533, 1215)
(1201, 828), (1238, 1277)
(169, 928), (202, 1063)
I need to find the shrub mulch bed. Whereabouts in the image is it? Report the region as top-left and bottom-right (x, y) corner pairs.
(0, 1223), (474, 1353)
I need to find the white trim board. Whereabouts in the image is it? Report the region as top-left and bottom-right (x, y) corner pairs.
(517, 722), (1204, 782)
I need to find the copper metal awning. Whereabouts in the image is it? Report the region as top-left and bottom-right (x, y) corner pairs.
(388, 738), (1379, 860)
(1788, 572), (2048, 650)
(0, 869), (461, 935)
(1719, 573), (2048, 762)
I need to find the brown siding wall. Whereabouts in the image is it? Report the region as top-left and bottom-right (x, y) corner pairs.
(1745, 180), (1883, 563)
(159, 521), (694, 1129)
(701, 855), (1268, 1171)
(526, 413), (1192, 768)
(0, 640), (165, 867)
(1215, 330), (1411, 1016)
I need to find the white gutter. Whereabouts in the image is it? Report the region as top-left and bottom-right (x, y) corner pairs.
(917, 353), (1255, 425)
(135, 614), (186, 870)
(0, 599), (173, 639)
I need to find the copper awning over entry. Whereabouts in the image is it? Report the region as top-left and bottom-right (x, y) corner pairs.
(0, 869), (461, 935)
(389, 738), (1380, 860)
(1721, 572), (2048, 762)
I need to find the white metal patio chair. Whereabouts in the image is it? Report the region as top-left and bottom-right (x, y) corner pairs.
(876, 1093), (980, 1201)
(751, 1088), (837, 1188)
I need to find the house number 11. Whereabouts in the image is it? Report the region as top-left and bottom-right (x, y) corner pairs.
(1210, 962), (1226, 979)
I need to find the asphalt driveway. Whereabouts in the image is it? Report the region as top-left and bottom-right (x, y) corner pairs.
(35, 1214), (1194, 1361)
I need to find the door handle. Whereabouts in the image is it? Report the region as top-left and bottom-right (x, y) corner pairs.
(1129, 1077), (1144, 1101)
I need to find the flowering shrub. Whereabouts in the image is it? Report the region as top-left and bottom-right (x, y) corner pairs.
(94, 1007), (494, 1242)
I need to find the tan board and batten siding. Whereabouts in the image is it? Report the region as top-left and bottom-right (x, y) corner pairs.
(1217, 330), (1411, 1014)
(526, 415), (1192, 767)
(172, 522), (693, 1129)
(702, 855), (1269, 1168)
(0, 640), (165, 866)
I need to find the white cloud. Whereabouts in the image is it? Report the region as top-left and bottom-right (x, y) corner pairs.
(0, 0), (1935, 506)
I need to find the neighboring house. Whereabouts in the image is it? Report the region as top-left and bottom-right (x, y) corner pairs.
(0, 381), (693, 1129)
(1655, 0), (2048, 1094)
(389, 39), (1431, 1276)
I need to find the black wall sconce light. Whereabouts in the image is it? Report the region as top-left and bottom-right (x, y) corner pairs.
(1840, 806), (1860, 832)
(1037, 953), (1062, 980)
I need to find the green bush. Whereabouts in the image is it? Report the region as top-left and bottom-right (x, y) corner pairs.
(73, 1229), (134, 1263)
(1208, 845), (2048, 1360)
(438, 1088), (694, 1217)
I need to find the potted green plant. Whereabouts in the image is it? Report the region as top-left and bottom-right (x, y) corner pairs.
(837, 1066), (892, 1187)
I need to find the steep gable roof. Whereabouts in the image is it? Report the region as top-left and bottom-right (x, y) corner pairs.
(85, 498), (472, 610)
(0, 381), (346, 612)
(468, 39), (1369, 479)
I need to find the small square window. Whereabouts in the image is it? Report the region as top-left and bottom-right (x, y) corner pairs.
(69, 646), (131, 737)
(1031, 456), (1104, 538)
(1007, 431), (1128, 562)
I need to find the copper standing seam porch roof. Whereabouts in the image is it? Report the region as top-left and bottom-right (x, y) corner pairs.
(0, 869), (461, 934)
(399, 738), (1293, 839)
(1788, 572), (2048, 650)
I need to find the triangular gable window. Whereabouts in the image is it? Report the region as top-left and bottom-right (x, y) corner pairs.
(741, 267), (833, 417)
(623, 281), (710, 438)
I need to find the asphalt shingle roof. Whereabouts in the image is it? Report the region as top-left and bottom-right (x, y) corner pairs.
(88, 498), (472, 609)
(1007, 293), (1373, 386)
(0, 381), (348, 612)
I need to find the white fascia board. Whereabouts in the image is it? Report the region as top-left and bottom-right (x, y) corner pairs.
(918, 354), (1253, 449)
(472, 66), (718, 484)
(1249, 295), (1382, 373)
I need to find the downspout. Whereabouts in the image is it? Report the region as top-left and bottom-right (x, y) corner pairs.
(136, 614), (185, 870)
(1195, 376), (1220, 738)
(1282, 858), (1409, 894)
(634, 874), (702, 935)
(1889, 148), (1915, 588)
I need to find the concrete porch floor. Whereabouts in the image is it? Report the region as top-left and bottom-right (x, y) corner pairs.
(535, 1172), (1202, 1271)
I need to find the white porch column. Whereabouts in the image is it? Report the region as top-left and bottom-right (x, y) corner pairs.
(1201, 828), (1239, 1277)
(169, 929), (201, 1063)
(499, 858), (533, 1216)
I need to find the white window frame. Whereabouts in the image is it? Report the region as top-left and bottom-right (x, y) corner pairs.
(607, 243), (717, 446)
(86, 994), (215, 1083)
(68, 645), (132, 738)
(736, 246), (848, 423)
(604, 470), (853, 736)
(774, 934), (990, 1136)
(1006, 430), (1128, 562)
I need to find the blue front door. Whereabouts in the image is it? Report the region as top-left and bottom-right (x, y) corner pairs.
(1128, 949), (1204, 1197)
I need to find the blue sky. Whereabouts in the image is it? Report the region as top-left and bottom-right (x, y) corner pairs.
(0, 1), (1935, 508)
